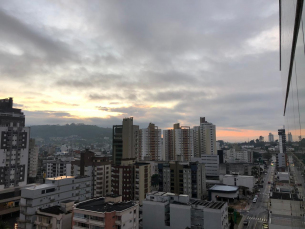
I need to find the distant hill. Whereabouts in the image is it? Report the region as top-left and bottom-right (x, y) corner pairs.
(29, 124), (112, 140)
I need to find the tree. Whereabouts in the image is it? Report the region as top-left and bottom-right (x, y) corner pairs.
(251, 166), (259, 177)
(151, 174), (159, 187)
(250, 140), (255, 144)
(263, 151), (272, 161)
(256, 139), (259, 143)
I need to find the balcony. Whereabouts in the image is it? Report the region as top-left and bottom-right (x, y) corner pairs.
(115, 220), (121, 225)
(73, 217), (88, 223)
(90, 219), (105, 226)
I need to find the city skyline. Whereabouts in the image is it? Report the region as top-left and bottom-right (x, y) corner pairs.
(0, 1), (282, 142)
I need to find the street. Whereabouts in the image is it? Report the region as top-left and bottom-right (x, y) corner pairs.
(240, 156), (275, 229)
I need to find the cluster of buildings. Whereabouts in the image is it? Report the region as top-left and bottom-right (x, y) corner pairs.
(0, 97), (294, 229)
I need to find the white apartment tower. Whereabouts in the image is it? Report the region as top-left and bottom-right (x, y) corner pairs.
(268, 133), (274, 142)
(0, 98), (29, 189)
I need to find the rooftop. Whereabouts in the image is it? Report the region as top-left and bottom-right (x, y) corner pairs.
(39, 206), (65, 215)
(190, 199), (226, 209)
(224, 174), (253, 178)
(24, 183), (55, 190)
(75, 198), (137, 213)
(209, 185), (238, 192)
(134, 162), (150, 166)
(46, 176), (74, 181)
(61, 199), (75, 203)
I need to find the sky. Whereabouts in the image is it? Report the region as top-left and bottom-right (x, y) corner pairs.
(0, 0), (283, 142)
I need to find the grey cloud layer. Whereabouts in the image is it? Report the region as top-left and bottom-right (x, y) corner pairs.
(0, 0), (283, 136)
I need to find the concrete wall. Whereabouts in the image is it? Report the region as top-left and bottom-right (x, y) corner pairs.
(170, 204), (191, 229)
(142, 200), (168, 229)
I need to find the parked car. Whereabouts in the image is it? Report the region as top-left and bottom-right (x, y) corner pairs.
(243, 220), (249, 226)
(253, 198), (257, 203)
(268, 181), (271, 184)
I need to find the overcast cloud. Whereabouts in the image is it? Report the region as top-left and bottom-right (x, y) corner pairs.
(0, 0), (283, 141)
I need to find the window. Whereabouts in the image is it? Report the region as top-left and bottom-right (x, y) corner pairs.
(41, 190), (45, 194)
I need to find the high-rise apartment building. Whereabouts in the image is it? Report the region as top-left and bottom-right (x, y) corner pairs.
(278, 129), (286, 154)
(163, 123), (193, 162)
(113, 117), (139, 165)
(0, 97), (29, 189)
(72, 150), (112, 198)
(28, 139), (39, 183)
(158, 161), (206, 199)
(268, 133), (274, 142)
(287, 132), (293, 142)
(112, 159), (151, 204)
(163, 129), (174, 161)
(139, 123), (161, 161)
(199, 119), (216, 155)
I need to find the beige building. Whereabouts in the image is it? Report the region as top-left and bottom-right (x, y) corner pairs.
(73, 195), (139, 229)
(200, 120), (216, 155)
(112, 159), (151, 204)
(34, 200), (74, 229)
(113, 117), (139, 165)
(28, 139), (39, 181)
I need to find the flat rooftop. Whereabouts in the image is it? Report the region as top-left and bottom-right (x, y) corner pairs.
(39, 206), (65, 215)
(75, 198), (136, 213)
(24, 183), (55, 190)
(46, 176), (74, 180)
(209, 185), (238, 192)
(190, 199), (226, 209)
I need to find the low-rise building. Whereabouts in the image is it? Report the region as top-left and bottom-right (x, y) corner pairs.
(277, 172), (290, 181)
(73, 195), (139, 229)
(208, 185), (239, 202)
(143, 191), (228, 229)
(34, 200), (74, 229)
(19, 176), (91, 229)
(222, 174), (255, 192)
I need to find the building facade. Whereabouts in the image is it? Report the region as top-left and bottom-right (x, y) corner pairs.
(19, 176), (91, 229)
(158, 161), (206, 199)
(200, 120), (216, 156)
(279, 0), (305, 145)
(268, 133), (274, 142)
(112, 160), (151, 204)
(139, 123), (161, 161)
(113, 117), (139, 165)
(143, 191), (228, 229)
(34, 200), (74, 229)
(73, 195), (139, 229)
(44, 158), (72, 178)
(28, 138), (39, 182)
(72, 150), (112, 198)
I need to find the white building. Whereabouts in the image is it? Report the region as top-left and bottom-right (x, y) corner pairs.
(19, 176), (91, 229)
(222, 174), (255, 192)
(277, 172), (289, 181)
(192, 155), (220, 177)
(277, 153), (286, 169)
(224, 149), (253, 163)
(44, 158), (72, 178)
(143, 191), (228, 229)
(73, 195), (139, 229)
(28, 139), (39, 179)
(268, 133), (274, 142)
(200, 122), (216, 155)
(208, 185), (239, 202)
